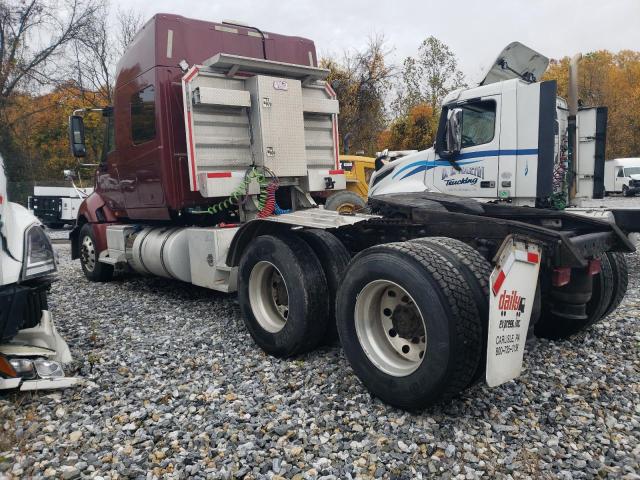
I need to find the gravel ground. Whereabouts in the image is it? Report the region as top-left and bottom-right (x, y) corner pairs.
(1, 207), (639, 479)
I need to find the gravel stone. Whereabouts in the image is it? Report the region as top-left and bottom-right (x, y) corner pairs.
(0, 197), (638, 478)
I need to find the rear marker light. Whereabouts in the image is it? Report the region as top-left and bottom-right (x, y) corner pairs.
(552, 267), (571, 287)
(588, 259), (601, 276)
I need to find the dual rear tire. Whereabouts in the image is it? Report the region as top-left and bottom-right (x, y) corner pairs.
(237, 230), (350, 357)
(239, 233), (490, 409)
(336, 240), (487, 410)
(534, 252), (629, 340)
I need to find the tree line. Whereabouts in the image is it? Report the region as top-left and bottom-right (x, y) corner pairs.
(0, 1), (638, 204)
(0, 0), (141, 202)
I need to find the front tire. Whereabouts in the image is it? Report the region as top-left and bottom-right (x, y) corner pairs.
(336, 241), (483, 410)
(238, 234), (329, 357)
(79, 223), (113, 282)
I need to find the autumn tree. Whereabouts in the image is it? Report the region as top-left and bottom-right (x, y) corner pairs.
(0, 2), (143, 203)
(380, 36), (465, 152)
(543, 50), (640, 160)
(321, 36), (394, 155)
(378, 103), (439, 152)
(0, 0), (100, 201)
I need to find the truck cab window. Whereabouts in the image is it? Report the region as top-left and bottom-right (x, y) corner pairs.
(131, 85), (156, 144)
(460, 100), (496, 148)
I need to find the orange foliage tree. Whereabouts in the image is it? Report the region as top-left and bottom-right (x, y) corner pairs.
(543, 50), (640, 159)
(4, 83), (106, 189)
(378, 103), (439, 152)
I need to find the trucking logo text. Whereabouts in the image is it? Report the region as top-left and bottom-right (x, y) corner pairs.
(498, 289), (526, 312)
(498, 290), (526, 329)
(441, 166), (485, 186)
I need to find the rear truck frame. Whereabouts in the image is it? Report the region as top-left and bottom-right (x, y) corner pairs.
(67, 15), (633, 410)
(70, 192), (633, 410)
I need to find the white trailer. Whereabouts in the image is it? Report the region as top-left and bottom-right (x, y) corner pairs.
(604, 158), (640, 196)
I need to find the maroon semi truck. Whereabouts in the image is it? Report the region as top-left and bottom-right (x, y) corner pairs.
(68, 14), (633, 410)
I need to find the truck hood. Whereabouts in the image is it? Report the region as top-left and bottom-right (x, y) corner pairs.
(630, 174), (640, 181)
(479, 42), (549, 86)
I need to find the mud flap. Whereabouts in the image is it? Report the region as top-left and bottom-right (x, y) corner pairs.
(486, 237), (541, 387)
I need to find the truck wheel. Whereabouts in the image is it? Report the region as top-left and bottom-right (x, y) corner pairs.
(410, 237), (491, 385)
(79, 223), (113, 282)
(336, 242), (483, 410)
(325, 191), (366, 214)
(622, 185), (630, 197)
(297, 229), (350, 343)
(238, 234), (329, 357)
(535, 255), (614, 340)
(602, 252), (628, 318)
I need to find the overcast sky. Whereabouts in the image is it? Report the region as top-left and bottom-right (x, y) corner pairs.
(113, 0), (640, 83)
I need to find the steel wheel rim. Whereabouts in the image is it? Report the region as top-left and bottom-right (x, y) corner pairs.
(81, 235), (96, 272)
(248, 261), (289, 333)
(354, 280), (426, 377)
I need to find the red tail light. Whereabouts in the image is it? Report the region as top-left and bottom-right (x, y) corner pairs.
(552, 267), (571, 287)
(588, 258), (601, 276)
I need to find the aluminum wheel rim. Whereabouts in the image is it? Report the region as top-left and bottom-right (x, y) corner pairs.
(81, 235), (96, 272)
(248, 261), (289, 333)
(354, 280), (427, 377)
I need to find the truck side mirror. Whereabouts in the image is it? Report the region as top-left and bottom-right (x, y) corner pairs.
(68, 115), (86, 158)
(445, 108), (463, 156)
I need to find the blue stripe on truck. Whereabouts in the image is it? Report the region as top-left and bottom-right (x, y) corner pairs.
(393, 148), (539, 180)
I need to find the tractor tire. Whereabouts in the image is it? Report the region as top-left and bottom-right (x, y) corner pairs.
(335, 241), (483, 410)
(535, 254), (614, 340)
(410, 237), (492, 385)
(602, 252), (628, 319)
(325, 191), (366, 214)
(238, 234), (329, 357)
(297, 229), (351, 343)
(79, 223), (113, 282)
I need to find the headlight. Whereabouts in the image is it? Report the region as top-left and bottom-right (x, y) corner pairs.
(21, 224), (56, 280)
(8, 358), (65, 379)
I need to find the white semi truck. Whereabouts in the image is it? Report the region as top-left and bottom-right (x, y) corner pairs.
(68, 16), (634, 410)
(0, 157), (78, 391)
